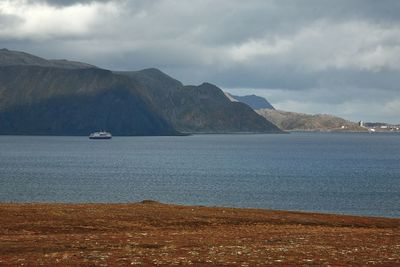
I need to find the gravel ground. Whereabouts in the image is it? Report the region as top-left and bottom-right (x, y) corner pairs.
(0, 201), (399, 266)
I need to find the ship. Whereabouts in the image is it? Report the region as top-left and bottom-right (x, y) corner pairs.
(89, 131), (112, 139)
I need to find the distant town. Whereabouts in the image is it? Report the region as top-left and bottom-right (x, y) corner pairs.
(359, 121), (400, 132)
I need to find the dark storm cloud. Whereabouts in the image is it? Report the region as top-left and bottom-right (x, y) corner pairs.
(0, 0), (399, 122)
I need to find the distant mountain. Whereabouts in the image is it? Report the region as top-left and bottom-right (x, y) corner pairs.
(0, 49), (281, 135)
(256, 109), (367, 132)
(226, 93), (275, 110)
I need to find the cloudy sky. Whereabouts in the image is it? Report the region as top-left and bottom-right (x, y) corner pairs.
(1, 0), (399, 123)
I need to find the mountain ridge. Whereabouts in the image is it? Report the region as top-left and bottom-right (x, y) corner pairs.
(0, 48), (96, 69)
(115, 70), (281, 133)
(0, 49), (282, 135)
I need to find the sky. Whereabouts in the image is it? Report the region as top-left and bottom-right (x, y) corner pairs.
(0, 0), (399, 123)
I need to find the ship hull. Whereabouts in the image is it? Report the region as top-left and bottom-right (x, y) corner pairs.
(89, 136), (112, 140)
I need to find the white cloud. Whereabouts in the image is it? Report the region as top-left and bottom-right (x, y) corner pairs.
(383, 99), (400, 115)
(221, 20), (400, 73)
(0, 0), (118, 40)
(228, 38), (292, 62)
(302, 21), (400, 72)
(2, 1), (400, 72)
(355, 45), (400, 71)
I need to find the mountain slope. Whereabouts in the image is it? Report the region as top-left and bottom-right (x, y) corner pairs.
(0, 64), (177, 136)
(118, 70), (282, 133)
(0, 88), (175, 135)
(256, 109), (367, 132)
(167, 83), (280, 133)
(227, 93), (275, 110)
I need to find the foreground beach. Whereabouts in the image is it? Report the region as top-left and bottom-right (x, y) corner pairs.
(0, 202), (399, 266)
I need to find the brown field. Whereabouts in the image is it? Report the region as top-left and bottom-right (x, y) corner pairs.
(0, 201), (399, 266)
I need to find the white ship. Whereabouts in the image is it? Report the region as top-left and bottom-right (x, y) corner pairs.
(89, 131), (112, 139)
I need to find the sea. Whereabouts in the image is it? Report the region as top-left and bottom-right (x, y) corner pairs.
(0, 132), (399, 218)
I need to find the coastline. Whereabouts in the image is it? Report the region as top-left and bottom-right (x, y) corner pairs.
(1, 202), (399, 266)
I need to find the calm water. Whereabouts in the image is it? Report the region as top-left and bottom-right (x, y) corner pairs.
(0, 133), (399, 218)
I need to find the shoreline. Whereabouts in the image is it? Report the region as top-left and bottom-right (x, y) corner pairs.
(1, 201), (399, 219)
(1, 202), (399, 265)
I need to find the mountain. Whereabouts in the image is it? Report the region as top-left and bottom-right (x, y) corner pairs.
(116, 69), (282, 133)
(222, 91), (366, 132)
(0, 49), (281, 135)
(0, 65), (177, 135)
(227, 93), (275, 110)
(256, 109), (367, 132)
